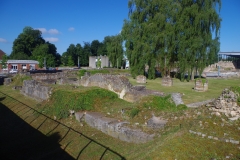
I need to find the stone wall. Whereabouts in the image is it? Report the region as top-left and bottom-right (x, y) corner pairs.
(31, 72), (64, 81)
(21, 80), (52, 101)
(204, 61), (237, 72)
(80, 74), (164, 102)
(75, 111), (155, 143)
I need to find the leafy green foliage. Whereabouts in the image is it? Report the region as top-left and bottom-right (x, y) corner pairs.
(78, 69), (87, 77)
(96, 58), (101, 68)
(10, 26), (61, 67)
(122, 0), (221, 80)
(10, 26), (45, 59)
(144, 95), (187, 112)
(45, 89), (118, 119)
(1, 54), (8, 69)
(106, 35), (123, 68)
(67, 56), (75, 67)
(12, 74), (32, 86)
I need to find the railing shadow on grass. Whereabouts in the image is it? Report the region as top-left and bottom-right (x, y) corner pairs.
(0, 98), (75, 160)
(0, 91), (126, 160)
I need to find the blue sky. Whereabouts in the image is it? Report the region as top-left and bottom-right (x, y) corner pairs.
(0, 0), (239, 55)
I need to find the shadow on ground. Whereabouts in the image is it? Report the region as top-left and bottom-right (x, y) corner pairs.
(0, 92), (126, 160)
(0, 97), (75, 160)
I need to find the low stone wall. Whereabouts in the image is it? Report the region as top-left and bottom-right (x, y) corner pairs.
(80, 74), (164, 102)
(31, 72), (64, 81)
(75, 111), (155, 143)
(21, 80), (52, 101)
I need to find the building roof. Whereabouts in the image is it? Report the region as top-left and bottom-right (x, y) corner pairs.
(219, 52), (240, 58)
(0, 49), (6, 60)
(7, 60), (39, 64)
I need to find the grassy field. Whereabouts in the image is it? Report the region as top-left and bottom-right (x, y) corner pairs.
(0, 73), (240, 159)
(129, 77), (240, 104)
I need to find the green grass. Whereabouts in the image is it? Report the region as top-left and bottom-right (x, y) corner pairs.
(11, 74), (32, 86)
(1, 75), (240, 160)
(42, 88), (119, 119)
(129, 77), (240, 104)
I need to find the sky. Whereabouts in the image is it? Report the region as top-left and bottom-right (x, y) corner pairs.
(0, 0), (239, 56)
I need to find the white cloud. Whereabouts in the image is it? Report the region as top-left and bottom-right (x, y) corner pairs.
(36, 28), (47, 34)
(48, 29), (59, 34)
(0, 38), (7, 43)
(68, 27), (75, 31)
(35, 28), (59, 34)
(44, 37), (59, 42)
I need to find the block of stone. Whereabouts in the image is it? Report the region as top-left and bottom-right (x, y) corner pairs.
(12, 86), (22, 90)
(194, 79), (208, 92)
(3, 78), (11, 85)
(161, 76), (173, 86)
(136, 75), (146, 83)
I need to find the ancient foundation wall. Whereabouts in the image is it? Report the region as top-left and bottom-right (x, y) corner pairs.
(21, 80), (52, 101)
(75, 112), (154, 143)
(80, 74), (164, 102)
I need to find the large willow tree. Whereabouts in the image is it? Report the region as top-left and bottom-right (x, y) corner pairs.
(122, 0), (221, 80)
(106, 34), (124, 68)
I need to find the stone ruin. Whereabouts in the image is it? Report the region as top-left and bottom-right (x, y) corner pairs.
(3, 78), (11, 85)
(194, 79), (208, 92)
(161, 76), (173, 86)
(80, 73), (164, 102)
(208, 88), (240, 121)
(21, 80), (52, 101)
(75, 111), (156, 143)
(136, 75), (146, 83)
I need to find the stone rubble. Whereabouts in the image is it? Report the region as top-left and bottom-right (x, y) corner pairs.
(208, 88), (240, 121)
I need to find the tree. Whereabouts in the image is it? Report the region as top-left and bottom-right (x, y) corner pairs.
(106, 35), (123, 68)
(176, 0), (221, 81)
(1, 54), (8, 69)
(10, 26), (45, 59)
(82, 42), (91, 66)
(76, 43), (83, 67)
(90, 40), (101, 56)
(122, 0), (221, 80)
(61, 52), (68, 66)
(31, 44), (56, 68)
(67, 56), (74, 67)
